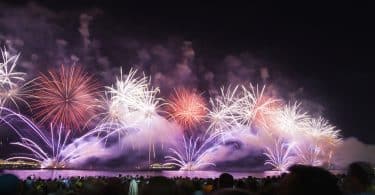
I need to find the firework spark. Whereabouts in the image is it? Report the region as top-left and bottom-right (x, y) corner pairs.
(164, 134), (218, 170)
(264, 138), (296, 171)
(32, 65), (99, 130)
(166, 88), (207, 129)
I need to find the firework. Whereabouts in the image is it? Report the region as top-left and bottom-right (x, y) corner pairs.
(226, 84), (281, 134)
(57, 125), (124, 166)
(207, 84), (279, 142)
(32, 65), (99, 130)
(0, 49), (25, 87)
(303, 117), (342, 148)
(9, 124), (72, 168)
(0, 43), (347, 172)
(269, 103), (309, 137)
(236, 85), (269, 127)
(263, 138), (296, 172)
(0, 107), (72, 168)
(0, 49), (30, 110)
(164, 134), (218, 170)
(166, 88), (207, 129)
(101, 68), (165, 165)
(100, 68), (162, 127)
(294, 144), (323, 166)
(300, 117), (342, 164)
(207, 85), (242, 137)
(0, 107), (122, 168)
(0, 81), (31, 110)
(245, 87), (281, 128)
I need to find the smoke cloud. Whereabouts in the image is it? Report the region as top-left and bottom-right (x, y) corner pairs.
(333, 137), (375, 169)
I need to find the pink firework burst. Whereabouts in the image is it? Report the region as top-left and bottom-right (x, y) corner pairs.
(166, 88), (207, 129)
(32, 65), (99, 131)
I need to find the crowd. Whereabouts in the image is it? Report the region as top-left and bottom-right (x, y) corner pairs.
(0, 162), (374, 195)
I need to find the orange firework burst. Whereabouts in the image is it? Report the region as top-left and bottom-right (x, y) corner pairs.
(32, 65), (99, 131)
(252, 95), (282, 128)
(166, 88), (207, 129)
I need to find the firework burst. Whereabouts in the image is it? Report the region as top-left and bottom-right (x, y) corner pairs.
(0, 107), (123, 168)
(303, 117), (342, 147)
(207, 84), (279, 142)
(164, 134), (218, 170)
(269, 103), (309, 137)
(97, 68), (162, 128)
(264, 138), (296, 172)
(207, 86), (241, 135)
(9, 124), (72, 168)
(294, 144), (323, 166)
(237, 84), (280, 128)
(0, 49), (25, 87)
(301, 117), (342, 164)
(32, 65), (99, 131)
(0, 49), (31, 110)
(0, 107), (72, 168)
(166, 88), (207, 129)
(0, 80), (32, 110)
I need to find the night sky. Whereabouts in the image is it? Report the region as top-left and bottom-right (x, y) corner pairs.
(1, 1), (374, 144)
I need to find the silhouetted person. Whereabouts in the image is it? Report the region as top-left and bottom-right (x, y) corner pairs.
(279, 164), (342, 195)
(141, 176), (177, 195)
(218, 173), (234, 189)
(343, 161), (374, 195)
(102, 177), (123, 195)
(212, 188), (251, 195)
(0, 174), (21, 195)
(176, 179), (195, 195)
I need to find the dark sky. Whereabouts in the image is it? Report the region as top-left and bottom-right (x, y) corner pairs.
(3, 1), (375, 143)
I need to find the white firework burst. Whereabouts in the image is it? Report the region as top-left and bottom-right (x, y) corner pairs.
(0, 49), (25, 87)
(264, 138), (296, 172)
(207, 84), (278, 142)
(98, 68), (163, 128)
(207, 85), (242, 137)
(0, 49), (30, 109)
(270, 102), (309, 137)
(294, 144), (323, 166)
(164, 135), (218, 170)
(303, 117), (341, 147)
